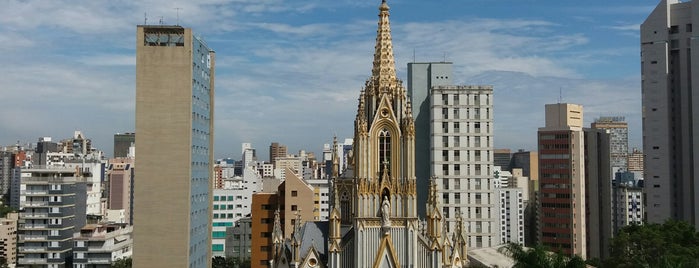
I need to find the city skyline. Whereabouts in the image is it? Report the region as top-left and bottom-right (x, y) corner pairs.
(0, 0), (654, 158)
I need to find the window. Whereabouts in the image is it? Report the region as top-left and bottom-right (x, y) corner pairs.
(453, 108), (459, 119)
(453, 94), (459, 105)
(379, 129), (391, 177)
(213, 196), (219, 201)
(442, 94), (448, 105)
(212, 244), (224, 252)
(442, 164), (449, 176)
(291, 205), (298, 211)
(687, 24), (693, 32)
(442, 108), (448, 119)
(443, 150), (449, 161)
(454, 122), (460, 133)
(442, 136), (449, 147)
(212, 231), (226, 238)
(291, 191), (298, 197)
(670, 25), (679, 34)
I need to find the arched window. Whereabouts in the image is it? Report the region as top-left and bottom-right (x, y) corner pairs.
(379, 128), (391, 177)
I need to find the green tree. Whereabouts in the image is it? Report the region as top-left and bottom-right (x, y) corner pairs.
(111, 257), (132, 268)
(604, 220), (699, 268)
(498, 243), (586, 268)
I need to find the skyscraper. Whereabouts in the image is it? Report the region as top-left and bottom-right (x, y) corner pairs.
(538, 103), (586, 258)
(583, 128), (613, 260)
(641, 0), (699, 226)
(431, 85), (499, 247)
(133, 25), (215, 268)
(407, 62), (453, 216)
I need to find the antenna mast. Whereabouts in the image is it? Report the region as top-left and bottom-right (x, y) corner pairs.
(144, 12), (147, 25)
(174, 7), (182, 25)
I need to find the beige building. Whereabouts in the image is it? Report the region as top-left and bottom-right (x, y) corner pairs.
(134, 25), (215, 268)
(107, 158), (133, 225)
(73, 223), (133, 267)
(269, 142), (287, 167)
(538, 103), (586, 258)
(627, 148), (644, 172)
(0, 213), (17, 267)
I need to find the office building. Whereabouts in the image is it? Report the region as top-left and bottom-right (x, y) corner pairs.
(494, 149), (512, 170)
(431, 85), (499, 247)
(269, 142), (287, 167)
(537, 103), (586, 258)
(113, 133), (135, 158)
(0, 151), (15, 204)
(584, 128), (613, 260)
(73, 223), (133, 267)
(133, 25), (215, 268)
(591, 117), (628, 174)
(407, 61), (453, 216)
(627, 148), (644, 172)
(641, 0), (699, 225)
(18, 167), (87, 267)
(250, 192), (277, 267)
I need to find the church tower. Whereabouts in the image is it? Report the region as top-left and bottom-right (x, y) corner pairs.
(326, 1), (450, 267)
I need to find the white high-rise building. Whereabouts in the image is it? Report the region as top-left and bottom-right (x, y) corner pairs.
(641, 0), (699, 226)
(431, 85), (499, 248)
(496, 188), (524, 245)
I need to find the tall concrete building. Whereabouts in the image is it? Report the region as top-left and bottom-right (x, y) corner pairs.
(591, 117), (628, 174)
(18, 167), (87, 267)
(537, 103), (586, 258)
(627, 148), (644, 172)
(584, 128), (613, 260)
(641, 0), (699, 226)
(134, 25), (215, 268)
(269, 142), (287, 167)
(431, 85), (499, 247)
(113, 133), (135, 158)
(407, 61), (453, 217)
(107, 158), (134, 225)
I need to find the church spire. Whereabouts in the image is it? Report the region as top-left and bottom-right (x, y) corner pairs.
(371, 0), (397, 84)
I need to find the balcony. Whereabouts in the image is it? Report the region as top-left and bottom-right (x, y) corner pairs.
(21, 190), (49, 195)
(88, 259), (112, 264)
(20, 213), (49, 219)
(20, 235), (47, 241)
(23, 201), (49, 207)
(22, 224), (48, 229)
(19, 258), (48, 265)
(19, 246), (48, 253)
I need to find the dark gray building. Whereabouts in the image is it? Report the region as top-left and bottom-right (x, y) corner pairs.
(406, 61), (452, 217)
(113, 133), (135, 158)
(226, 217), (252, 261)
(584, 128), (613, 260)
(17, 167), (87, 267)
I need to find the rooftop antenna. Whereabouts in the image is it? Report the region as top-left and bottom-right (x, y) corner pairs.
(558, 87), (563, 103)
(159, 16), (164, 25)
(443, 52), (447, 62)
(174, 7), (182, 25)
(144, 12), (147, 25)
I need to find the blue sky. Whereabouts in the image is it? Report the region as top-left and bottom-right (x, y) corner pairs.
(0, 0), (658, 159)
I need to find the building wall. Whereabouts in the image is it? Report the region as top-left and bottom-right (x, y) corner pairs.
(497, 188), (524, 245)
(279, 169), (315, 237)
(591, 117), (628, 174)
(0, 213), (17, 267)
(107, 158), (134, 225)
(431, 85), (499, 248)
(251, 193), (277, 267)
(407, 62), (453, 217)
(113, 133), (135, 158)
(134, 25), (214, 268)
(538, 103), (586, 258)
(641, 0), (699, 226)
(226, 217), (252, 260)
(18, 168), (85, 267)
(584, 128), (613, 260)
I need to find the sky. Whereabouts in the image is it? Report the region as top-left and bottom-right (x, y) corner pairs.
(0, 0), (660, 159)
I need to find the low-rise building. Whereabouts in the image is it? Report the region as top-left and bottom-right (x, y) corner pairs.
(73, 223), (133, 267)
(226, 217), (252, 261)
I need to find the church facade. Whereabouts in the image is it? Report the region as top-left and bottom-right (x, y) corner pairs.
(271, 1), (468, 267)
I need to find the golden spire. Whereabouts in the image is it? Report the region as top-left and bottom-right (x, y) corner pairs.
(371, 0), (397, 84)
